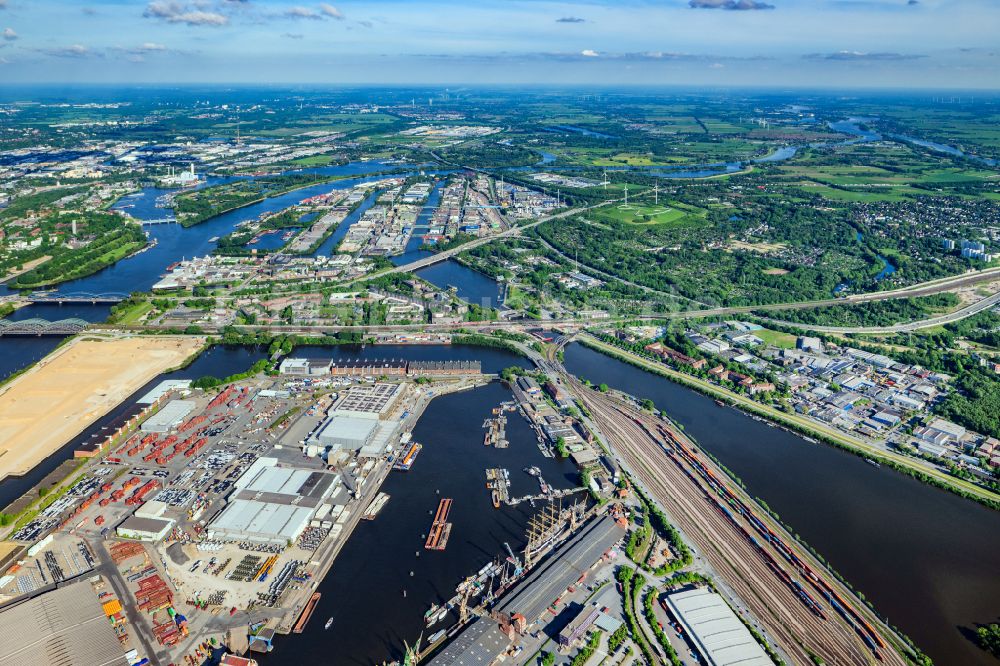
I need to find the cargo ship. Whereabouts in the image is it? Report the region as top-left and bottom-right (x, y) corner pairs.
(394, 442), (423, 471)
(363, 492), (390, 520)
(292, 593), (321, 633)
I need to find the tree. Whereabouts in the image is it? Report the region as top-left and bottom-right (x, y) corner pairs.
(641, 398), (655, 412)
(556, 436), (568, 458)
(540, 652), (555, 666)
(598, 383), (609, 393)
(977, 624), (1000, 658)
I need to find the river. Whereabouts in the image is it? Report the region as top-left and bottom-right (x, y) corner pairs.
(4, 332), (999, 664)
(562, 342), (1000, 666)
(0, 161), (488, 382)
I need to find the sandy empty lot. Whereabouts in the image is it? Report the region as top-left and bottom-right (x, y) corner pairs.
(0, 336), (204, 482)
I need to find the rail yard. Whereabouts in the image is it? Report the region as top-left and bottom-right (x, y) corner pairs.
(563, 370), (911, 666)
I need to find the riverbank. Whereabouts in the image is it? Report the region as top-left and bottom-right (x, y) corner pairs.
(0, 334), (205, 481)
(0, 256), (52, 285)
(576, 332), (1000, 510)
(9, 233), (148, 289)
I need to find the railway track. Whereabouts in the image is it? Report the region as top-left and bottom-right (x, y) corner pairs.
(568, 378), (908, 666)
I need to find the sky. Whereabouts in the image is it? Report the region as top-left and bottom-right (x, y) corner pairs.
(0, 0), (997, 88)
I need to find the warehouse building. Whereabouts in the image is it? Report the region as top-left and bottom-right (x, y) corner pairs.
(332, 383), (402, 418)
(209, 457), (341, 545)
(140, 399), (196, 433)
(116, 515), (174, 541)
(316, 415), (378, 452)
(426, 616), (509, 666)
(664, 587), (774, 666)
(0, 580), (130, 666)
(497, 515), (625, 623)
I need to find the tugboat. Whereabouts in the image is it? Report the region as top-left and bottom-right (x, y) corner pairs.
(324, 617), (333, 630)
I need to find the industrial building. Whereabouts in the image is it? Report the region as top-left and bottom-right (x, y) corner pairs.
(316, 415), (378, 452)
(432, 516), (624, 665)
(497, 515), (624, 622)
(664, 587), (774, 666)
(0, 580), (129, 666)
(116, 515), (174, 541)
(332, 383), (402, 418)
(208, 457), (341, 545)
(140, 399), (196, 433)
(426, 616), (509, 666)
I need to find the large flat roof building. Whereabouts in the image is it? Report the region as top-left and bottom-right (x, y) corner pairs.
(664, 587), (774, 666)
(210, 457), (341, 545)
(0, 581), (129, 666)
(316, 415), (378, 451)
(140, 399), (196, 433)
(332, 383), (402, 419)
(497, 515), (624, 623)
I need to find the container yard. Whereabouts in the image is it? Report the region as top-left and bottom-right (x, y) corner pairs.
(0, 365), (488, 666)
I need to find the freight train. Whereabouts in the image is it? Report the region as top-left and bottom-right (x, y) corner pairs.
(632, 415), (886, 661)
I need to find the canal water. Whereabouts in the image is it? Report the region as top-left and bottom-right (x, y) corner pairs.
(562, 342), (1000, 666)
(259, 379), (582, 665)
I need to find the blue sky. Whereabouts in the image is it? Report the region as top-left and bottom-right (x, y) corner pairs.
(0, 0), (996, 87)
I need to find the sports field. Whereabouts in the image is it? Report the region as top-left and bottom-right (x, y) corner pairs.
(0, 336), (204, 481)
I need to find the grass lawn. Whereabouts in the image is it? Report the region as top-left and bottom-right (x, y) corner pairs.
(756, 327), (798, 349)
(115, 301), (155, 325)
(593, 202), (704, 227)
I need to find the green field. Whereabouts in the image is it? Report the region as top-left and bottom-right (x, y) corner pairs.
(755, 327), (798, 349)
(591, 201), (705, 226)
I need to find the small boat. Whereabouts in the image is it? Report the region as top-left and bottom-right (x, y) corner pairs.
(491, 489), (501, 509)
(715, 399), (725, 407)
(324, 617), (333, 630)
(865, 458), (881, 469)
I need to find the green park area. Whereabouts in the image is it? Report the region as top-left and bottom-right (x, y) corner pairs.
(591, 201), (706, 227)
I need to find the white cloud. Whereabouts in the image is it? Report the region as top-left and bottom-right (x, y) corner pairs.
(581, 49), (599, 57)
(2, 27), (15, 41)
(43, 44), (93, 58)
(285, 6), (320, 19)
(144, 2), (229, 26)
(319, 3), (344, 19)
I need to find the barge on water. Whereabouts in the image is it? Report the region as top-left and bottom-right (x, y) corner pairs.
(424, 498), (453, 551)
(394, 442), (423, 471)
(292, 592), (321, 633)
(363, 492), (391, 520)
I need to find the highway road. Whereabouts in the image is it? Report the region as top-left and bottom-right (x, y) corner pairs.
(766, 288), (1000, 334)
(562, 378), (911, 666)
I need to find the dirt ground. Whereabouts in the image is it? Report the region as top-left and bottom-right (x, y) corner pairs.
(0, 335), (204, 480)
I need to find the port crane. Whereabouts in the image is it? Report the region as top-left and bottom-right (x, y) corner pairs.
(504, 542), (523, 576)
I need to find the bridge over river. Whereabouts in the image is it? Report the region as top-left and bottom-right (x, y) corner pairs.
(0, 317), (91, 336)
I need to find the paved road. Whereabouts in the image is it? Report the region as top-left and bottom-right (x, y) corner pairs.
(766, 288), (1000, 334)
